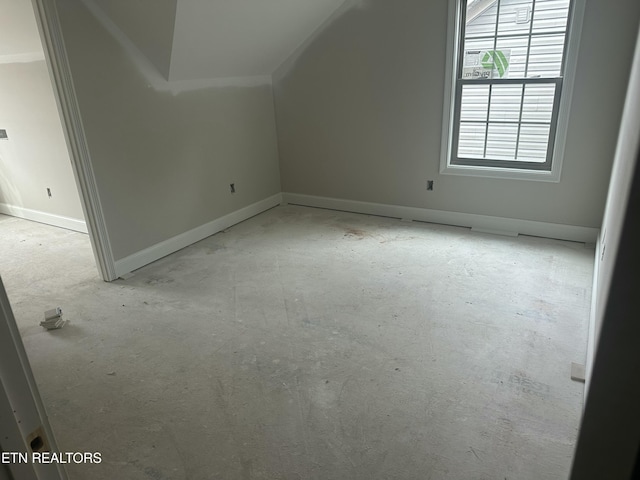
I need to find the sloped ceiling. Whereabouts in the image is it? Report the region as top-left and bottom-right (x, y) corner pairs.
(88, 0), (350, 82)
(170, 0), (348, 80)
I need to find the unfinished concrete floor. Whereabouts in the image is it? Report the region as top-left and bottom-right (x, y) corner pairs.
(0, 205), (593, 480)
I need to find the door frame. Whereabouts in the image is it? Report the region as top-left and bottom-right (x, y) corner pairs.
(30, 0), (116, 282)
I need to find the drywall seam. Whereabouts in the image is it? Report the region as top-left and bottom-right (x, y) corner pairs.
(113, 193), (283, 278)
(79, 0), (271, 94)
(0, 52), (45, 64)
(0, 203), (87, 233)
(156, 75), (272, 91)
(272, 0), (370, 82)
(584, 233), (601, 401)
(282, 192), (599, 243)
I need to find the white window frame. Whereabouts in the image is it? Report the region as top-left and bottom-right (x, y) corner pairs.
(440, 0), (585, 182)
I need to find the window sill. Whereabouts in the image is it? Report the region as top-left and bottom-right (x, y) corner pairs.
(440, 163), (561, 182)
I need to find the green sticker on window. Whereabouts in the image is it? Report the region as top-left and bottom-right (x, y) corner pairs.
(482, 50), (510, 78)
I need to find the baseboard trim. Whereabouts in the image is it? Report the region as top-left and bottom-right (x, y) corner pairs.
(584, 234), (601, 401)
(0, 203), (87, 233)
(0, 52), (45, 64)
(282, 192), (599, 243)
(114, 193), (282, 278)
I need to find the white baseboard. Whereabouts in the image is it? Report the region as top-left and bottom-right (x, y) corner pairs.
(0, 203), (87, 233)
(282, 193), (599, 243)
(114, 193), (282, 278)
(584, 234), (601, 401)
(0, 52), (45, 64)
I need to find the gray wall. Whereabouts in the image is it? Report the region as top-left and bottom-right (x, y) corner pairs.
(592, 24), (640, 353)
(55, 0), (281, 261)
(0, 60), (84, 221)
(0, 0), (83, 223)
(570, 24), (640, 476)
(0, 0), (42, 56)
(273, 0), (640, 228)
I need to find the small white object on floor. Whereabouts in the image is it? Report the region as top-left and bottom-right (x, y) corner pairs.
(571, 362), (586, 382)
(40, 307), (67, 330)
(44, 307), (63, 320)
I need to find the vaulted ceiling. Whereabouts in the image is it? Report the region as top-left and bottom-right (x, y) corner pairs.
(89, 0), (351, 81)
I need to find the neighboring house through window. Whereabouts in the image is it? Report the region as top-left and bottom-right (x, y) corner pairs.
(440, 0), (585, 181)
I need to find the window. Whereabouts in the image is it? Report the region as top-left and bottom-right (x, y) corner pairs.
(441, 0), (584, 181)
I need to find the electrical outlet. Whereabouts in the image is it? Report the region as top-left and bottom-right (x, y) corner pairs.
(427, 180), (434, 191)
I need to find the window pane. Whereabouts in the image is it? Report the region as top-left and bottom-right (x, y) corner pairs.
(521, 83), (555, 123)
(466, 1), (497, 38)
(517, 124), (551, 162)
(458, 122), (487, 158)
(532, 0), (570, 34)
(460, 84), (490, 121)
(463, 36), (495, 54)
(527, 34), (566, 77)
(497, 0), (533, 36)
(489, 84), (523, 122)
(486, 123), (518, 160)
(495, 36), (529, 78)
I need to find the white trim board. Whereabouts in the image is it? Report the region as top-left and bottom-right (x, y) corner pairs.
(32, 0), (117, 281)
(0, 52), (46, 64)
(114, 193), (283, 278)
(0, 203), (87, 234)
(282, 193), (599, 243)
